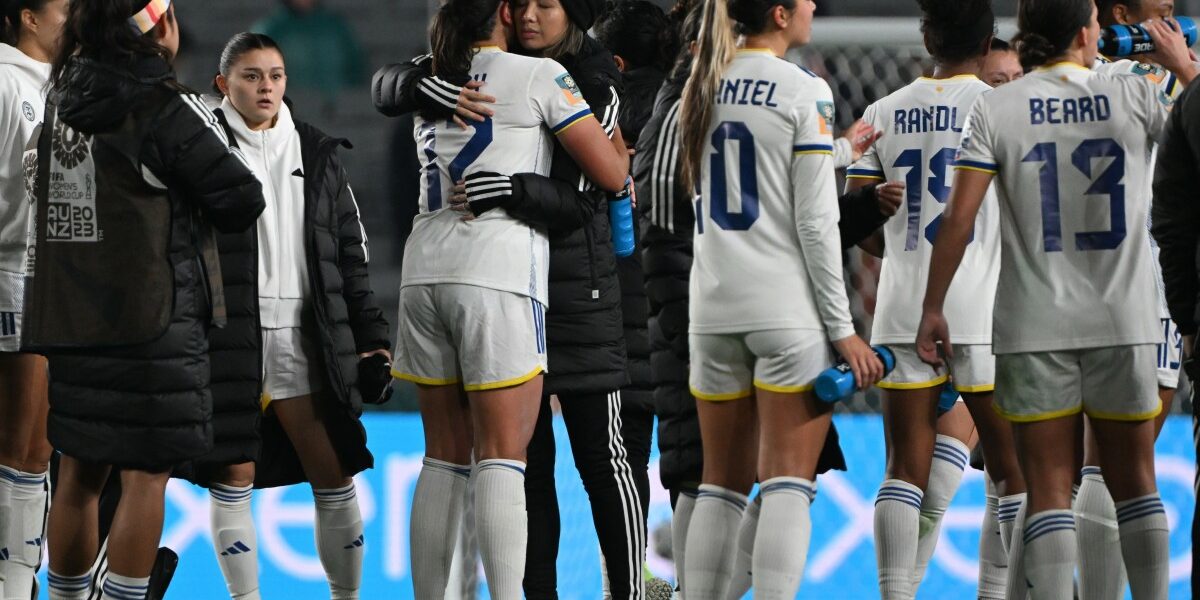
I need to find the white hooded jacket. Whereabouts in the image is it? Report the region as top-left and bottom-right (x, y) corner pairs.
(220, 97), (310, 328)
(0, 43), (50, 313)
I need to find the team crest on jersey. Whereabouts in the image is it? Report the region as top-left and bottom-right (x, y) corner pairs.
(556, 73), (584, 105)
(21, 101), (33, 122)
(816, 100), (835, 135)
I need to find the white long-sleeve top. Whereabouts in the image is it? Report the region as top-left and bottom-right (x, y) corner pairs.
(689, 50), (855, 341)
(0, 44), (49, 311)
(221, 97), (310, 328)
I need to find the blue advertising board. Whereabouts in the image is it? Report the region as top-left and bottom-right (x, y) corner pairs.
(38, 414), (1195, 598)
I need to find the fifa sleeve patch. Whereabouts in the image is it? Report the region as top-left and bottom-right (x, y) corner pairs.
(556, 73), (584, 106)
(816, 100), (835, 136)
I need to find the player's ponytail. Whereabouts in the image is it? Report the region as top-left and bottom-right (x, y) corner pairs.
(1013, 0), (1092, 70)
(918, 0), (994, 64)
(678, 0), (736, 194)
(429, 0), (501, 78)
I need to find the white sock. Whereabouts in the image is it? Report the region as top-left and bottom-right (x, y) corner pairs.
(209, 483), (260, 600)
(913, 436), (968, 590)
(874, 478), (922, 600)
(410, 457), (470, 599)
(313, 483), (363, 599)
(724, 494), (760, 600)
(101, 572), (149, 600)
(47, 570), (90, 600)
(683, 484), (746, 600)
(1115, 493), (1170, 599)
(752, 477), (815, 599)
(474, 459), (526, 600)
(1004, 497), (1029, 600)
(0, 466), (47, 600)
(1074, 468), (1124, 600)
(996, 493), (1024, 553)
(672, 490), (696, 594)
(1022, 509), (1077, 600)
(977, 481), (1007, 600)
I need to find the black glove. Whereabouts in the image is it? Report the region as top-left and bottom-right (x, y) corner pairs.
(416, 75), (463, 112)
(463, 170), (520, 216)
(357, 353), (393, 405)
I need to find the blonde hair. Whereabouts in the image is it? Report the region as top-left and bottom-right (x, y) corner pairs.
(677, 0), (736, 194)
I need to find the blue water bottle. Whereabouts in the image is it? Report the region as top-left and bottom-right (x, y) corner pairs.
(937, 382), (959, 416)
(1099, 16), (1198, 56)
(609, 177), (635, 258)
(815, 345), (896, 403)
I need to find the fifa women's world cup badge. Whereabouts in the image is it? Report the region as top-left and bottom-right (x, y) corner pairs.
(46, 119), (99, 242)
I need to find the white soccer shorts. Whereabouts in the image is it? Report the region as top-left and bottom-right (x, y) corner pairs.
(877, 343), (995, 394)
(994, 345), (1161, 422)
(688, 329), (833, 401)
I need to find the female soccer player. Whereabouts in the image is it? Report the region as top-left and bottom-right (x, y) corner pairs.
(28, 2), (265, 599)
(918, 0), (1172, 597)
(676, 0), (884, 597)
(845, 2), (1027, 597)
(0, 1), (64, 596)
(194, 32), (391, 600)
(390, 0), (629, 597)
(981, 38), (1023, 87)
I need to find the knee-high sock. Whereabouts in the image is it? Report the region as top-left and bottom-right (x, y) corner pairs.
(977, 479), (1007, 600)
(874, 479), (923, 600)
(724, 494), (761, 600)
(100, 572), (149, 600)
(209, 484), (260, 600)
(475, 459), (527, 600)
(672, 490), (696, 594)
(47, 571), (90, 600)
(313, 483), (364, 599)
(1004, 497), (1030, 600)
(683, 484), (746, 600)
(1074, 468), (1124, 600)
(913, 436), (968, 589)
(410, 458), (470, 599)
(1115, 493), (1170, 600)
(1022, 510), (1077, 600)
(996, 493), (1024, 554)
(752, 478), (815, 600)
(0, 466), (47, 600)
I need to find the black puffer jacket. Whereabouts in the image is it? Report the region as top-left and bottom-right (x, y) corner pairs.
(23, 55), (264, 470)
(1153, 77), (1200, 338)
(635, 66), (889, 489)
(182, 109), (390, 487)
(373, 40), (629, 396)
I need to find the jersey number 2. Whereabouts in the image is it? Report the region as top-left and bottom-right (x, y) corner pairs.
(1022, 138), (1126, 252)
(423, 117), (494, 211)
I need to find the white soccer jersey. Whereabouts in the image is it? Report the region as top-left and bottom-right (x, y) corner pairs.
(401, 48), (593, 305)
(848, 75), (999, 345)
(954, 62), (1168, 353)
(689, 50), (854, 341)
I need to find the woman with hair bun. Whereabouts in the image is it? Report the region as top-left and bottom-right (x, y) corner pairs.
(845, 1), (1027, 597)
(0, 1), (64, 596)
(23, 1), (266, 599)
(186, 31), (391, 600)
(918, 0), (1173, 597)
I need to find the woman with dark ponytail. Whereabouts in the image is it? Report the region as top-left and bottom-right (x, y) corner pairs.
(0, 0), (64, 597)
(918, 0), (1174, 597)
(384, 1), (630, 598)
(842, 2), (1028, 598)
(22, 2), (265, 599)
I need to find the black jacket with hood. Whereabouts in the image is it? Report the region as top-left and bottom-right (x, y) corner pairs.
(23, 54), (264, 470)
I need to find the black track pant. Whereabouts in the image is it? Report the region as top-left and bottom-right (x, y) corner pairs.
(523, 391), (648, 599)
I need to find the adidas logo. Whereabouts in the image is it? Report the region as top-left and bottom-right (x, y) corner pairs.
(220, 541), (253, 556)
(0, 546), (7, 560)
(25, 537), (42, 547)
(343, 534), (364, 550)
